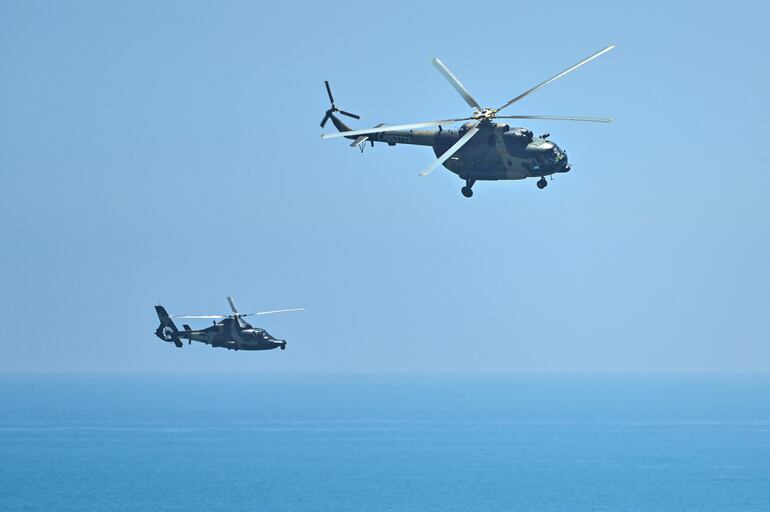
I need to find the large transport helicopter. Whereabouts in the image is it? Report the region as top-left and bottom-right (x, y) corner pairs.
(154, 297), (304, 351)
(321, 45), (614, 197)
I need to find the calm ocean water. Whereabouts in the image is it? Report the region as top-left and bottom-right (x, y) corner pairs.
(1, 375), (769, 511)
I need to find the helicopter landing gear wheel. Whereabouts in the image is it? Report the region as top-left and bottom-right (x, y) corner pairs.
(461, 179), (476, 198)
(537, 177), (548, 189)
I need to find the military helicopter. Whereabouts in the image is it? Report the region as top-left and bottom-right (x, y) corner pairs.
(321, 45), (614, 197)
(153, 297), (304, 351)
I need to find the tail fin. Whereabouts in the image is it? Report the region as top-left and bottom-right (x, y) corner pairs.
(154, 305), (183, 348)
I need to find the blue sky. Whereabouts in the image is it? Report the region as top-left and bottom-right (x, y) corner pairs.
(1, 0), (768, 373)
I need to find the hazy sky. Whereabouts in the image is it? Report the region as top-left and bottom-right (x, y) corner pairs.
(1, 0), (768, 373)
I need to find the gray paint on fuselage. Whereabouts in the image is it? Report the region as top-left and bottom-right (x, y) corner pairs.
(336, 115), (569, 181)
(177, 318), (284, 351)
(154, 304), (288, 351)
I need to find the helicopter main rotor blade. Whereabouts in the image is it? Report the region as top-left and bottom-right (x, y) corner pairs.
(496, 115), (613, 123)
(431, 58), (482, 110)
(325, 80), (335, 104)
(172, 315), (226, 319)
(496, 44), (615, 113)
(419, 123), (479, 177)
(321, 118), (472, 139)
(242, 307), (307, 316)
(227, 296), (239, 314)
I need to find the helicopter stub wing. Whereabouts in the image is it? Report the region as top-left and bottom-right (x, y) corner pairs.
(349, 124), (388, 147)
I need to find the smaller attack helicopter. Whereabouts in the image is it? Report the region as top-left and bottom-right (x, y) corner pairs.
(321, 45), (614, 197)
(154, 297), (304, 351)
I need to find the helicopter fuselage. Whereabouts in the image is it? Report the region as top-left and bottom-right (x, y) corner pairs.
(154, 301), (299, 351)
(178, 318), (285, 351)
(332, 116), (571, 182)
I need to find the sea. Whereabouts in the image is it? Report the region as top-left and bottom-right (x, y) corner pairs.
(1, 374), (769, 511)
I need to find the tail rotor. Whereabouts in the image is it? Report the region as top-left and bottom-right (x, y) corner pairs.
(154, 305), (183, 348)
(320, 81), (360, 127)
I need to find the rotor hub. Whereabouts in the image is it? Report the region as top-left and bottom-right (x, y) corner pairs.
(472, 108), (498, 121)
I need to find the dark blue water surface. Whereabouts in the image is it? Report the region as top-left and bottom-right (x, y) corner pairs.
(1, 375), (769, 511)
